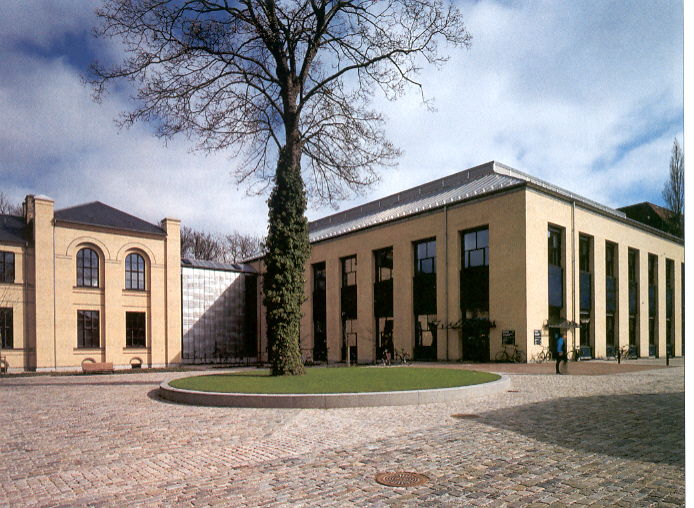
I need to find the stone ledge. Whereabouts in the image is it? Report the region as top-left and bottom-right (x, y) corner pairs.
(158, 374), (511, 409)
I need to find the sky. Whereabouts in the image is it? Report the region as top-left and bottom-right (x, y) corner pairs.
(0, 0), (685, 239)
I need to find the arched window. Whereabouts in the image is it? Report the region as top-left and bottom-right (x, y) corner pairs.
(77, 248), (99, 287)
(125, 253), (145, 290)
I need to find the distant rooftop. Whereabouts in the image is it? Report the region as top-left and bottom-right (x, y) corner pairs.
(0, 214), (28, 245)
(54, 202), (165, 236)
(309, 161), (626, 243)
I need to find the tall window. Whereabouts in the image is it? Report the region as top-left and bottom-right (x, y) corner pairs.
(341, 255), (358, 363)
(77, 310), (100, 348)
(374, 248), (394, 360)
(628, 249), (638, 350)
(648, 254), (658, 355)
(312, 262), (327, 362)
(0, 252), (15, 283)
(578, 235), (592, 349)
(461, 227), (490, 317)
(126, 312), (146, 348)
(125, 253), (145, 290)
(0, 308), (12, 349)
(605, 242), (617, 350)
(414, 238), (437, 360)
(666, 259), (674, 356)
(77, 248), (99, 287)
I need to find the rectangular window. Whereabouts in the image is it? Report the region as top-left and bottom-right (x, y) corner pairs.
(341, 256), (357, 320)
(579, 235), (592, 312)
(0, 252), (15, 283)
(628, 248), (638, 318)
(126, 312), (146, 348)
(461, 227), (490, 315)
(77, 310), (100, 348)
(548, 226), (564, 310)
(0, 308), (12, 349)
(648, 254), (657, 353)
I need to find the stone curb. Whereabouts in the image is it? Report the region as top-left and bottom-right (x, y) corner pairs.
(158, 374), (511, 409)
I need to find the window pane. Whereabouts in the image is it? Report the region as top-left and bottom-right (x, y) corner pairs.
(420, 258), (433, 274)
(417, 243), (427, 260)
(477, 229), (489, 248)
(464, 232), (476, 251)
(427, 241), (436, 258)
(469, 249), (484, 267)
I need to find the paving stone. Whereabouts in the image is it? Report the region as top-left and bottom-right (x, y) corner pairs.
(0, 362), (684, 507)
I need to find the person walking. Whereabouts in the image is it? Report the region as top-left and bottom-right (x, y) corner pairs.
(556, 332), (568, 374)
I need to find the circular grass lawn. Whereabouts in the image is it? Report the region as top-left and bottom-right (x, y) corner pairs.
(168, 367), (500, 394)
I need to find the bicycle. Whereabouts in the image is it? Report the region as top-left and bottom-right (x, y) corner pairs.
(379, 350), (392, 366)
(394, 349), (411, 365)
(495, 344), (526, 363)
(569, 346), (582, 362)
(532, 345), (552, 363)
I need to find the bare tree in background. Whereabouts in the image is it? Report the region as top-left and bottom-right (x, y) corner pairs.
(0, 193), (22, 217)
(89, 0), (472, 375)
(662, 137), (684, 238)
(179, 225), (263, 263)
(222, 231), (264, 263)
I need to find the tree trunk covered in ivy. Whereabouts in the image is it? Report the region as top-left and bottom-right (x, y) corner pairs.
(263, 146), (309, 376)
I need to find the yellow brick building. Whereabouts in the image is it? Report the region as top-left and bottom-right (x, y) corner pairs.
(0, 195), (181, 373)
(253, 161), (684, 364)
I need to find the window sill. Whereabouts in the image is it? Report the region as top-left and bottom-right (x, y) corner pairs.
(73, 348), (104, 353)
(123, 347), (149, 352)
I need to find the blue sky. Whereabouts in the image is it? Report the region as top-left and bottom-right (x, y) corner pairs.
(0, 1), (685, 238)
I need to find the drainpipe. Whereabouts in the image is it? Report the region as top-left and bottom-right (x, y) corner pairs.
(571, 201), (576, 351)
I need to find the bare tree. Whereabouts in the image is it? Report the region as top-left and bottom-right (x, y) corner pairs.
(180, 226), (223, 261)
(89, 0), (472, 375)
(222, 231), (265, 263)
(179, 225), (263, 262)
(662, 137), (684, 238)
(0, 193), (22, 217)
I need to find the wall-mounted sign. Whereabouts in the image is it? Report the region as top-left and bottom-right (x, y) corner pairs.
(534, 330), (542, 345)
(502, 329), (515, 345)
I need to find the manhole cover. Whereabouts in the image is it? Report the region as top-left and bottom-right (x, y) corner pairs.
(451, 413), (479, 419)
(507, 390), (519, 392)
(375, 472), (429, 487)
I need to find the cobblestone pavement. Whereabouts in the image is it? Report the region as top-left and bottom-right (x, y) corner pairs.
(0, 362), (684, 507)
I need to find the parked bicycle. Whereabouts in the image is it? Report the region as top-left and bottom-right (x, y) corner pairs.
(495, 344), (526, 363)
(394, 349), (411, 365)
(532, 345), (552, 363)
(569, 346), (582, 362)
(379, 350), (392, 366)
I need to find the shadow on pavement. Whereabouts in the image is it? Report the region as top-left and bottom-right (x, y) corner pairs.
(476, 392), (684, 466)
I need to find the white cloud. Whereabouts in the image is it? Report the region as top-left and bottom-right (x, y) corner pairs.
(0, 0), (685, 235)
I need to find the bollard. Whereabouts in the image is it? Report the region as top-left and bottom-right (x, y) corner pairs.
(666, 348), (669, 366)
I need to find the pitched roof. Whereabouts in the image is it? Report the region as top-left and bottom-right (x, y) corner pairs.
(54, 202), (165, 236)
(309, 161), (626, 243)
(0, 214), (29, 245)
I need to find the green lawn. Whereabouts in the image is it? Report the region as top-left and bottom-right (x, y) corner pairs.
(168, 367), (500, 394)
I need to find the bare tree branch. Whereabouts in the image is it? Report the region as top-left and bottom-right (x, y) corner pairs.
(88, 0), (471, 206)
